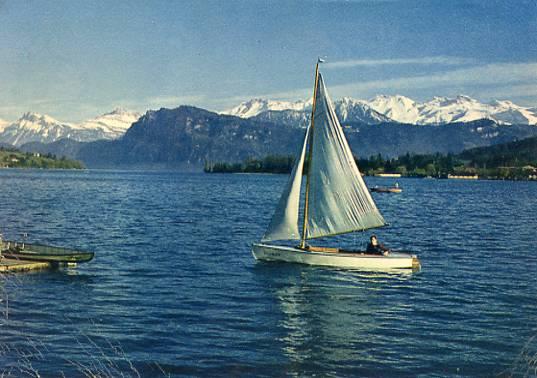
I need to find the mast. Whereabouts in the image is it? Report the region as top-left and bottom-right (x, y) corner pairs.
(300, 59), (321, 248)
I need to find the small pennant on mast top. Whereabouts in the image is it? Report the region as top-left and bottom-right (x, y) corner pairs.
(317, 57), (326, 63)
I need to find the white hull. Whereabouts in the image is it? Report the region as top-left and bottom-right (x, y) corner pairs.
(252, 243), (420, 271)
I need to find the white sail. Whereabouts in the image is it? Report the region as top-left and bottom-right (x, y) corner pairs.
(262, 127), (310, 241)
(306, 73), (385, 239)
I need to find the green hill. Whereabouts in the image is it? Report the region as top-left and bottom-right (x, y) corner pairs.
(206, 135), (537, 180)
(459, 136), (537, 167)
(0, 147), (84, 169)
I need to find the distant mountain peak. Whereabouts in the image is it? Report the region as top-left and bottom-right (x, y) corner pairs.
(339, 96), (367, 105)
(76, 108), (141, 136)
(223, 98), (311, 118)
(19, 112), (69, 125)
(375, 94), (413, 100)
(104, 107), (131, 116)
(371, 94), (416, 106)
(490, 99), (516, 107)
(0, 108), (141, 146)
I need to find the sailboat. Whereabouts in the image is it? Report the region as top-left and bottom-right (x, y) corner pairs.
(252, 61), (420, 270)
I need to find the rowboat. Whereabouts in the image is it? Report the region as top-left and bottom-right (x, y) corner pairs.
(1, 241), (94, 263)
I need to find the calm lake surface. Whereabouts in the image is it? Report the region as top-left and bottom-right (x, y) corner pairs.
(0, 169), (536, 377)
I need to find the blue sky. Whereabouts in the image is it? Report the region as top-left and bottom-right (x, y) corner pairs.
(0, 0), (535, 122)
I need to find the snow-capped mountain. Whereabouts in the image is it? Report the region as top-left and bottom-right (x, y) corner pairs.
(228, 97), (390, 126)
(0, 109), (141, 147)
(251, 109), (311, 128)
(370, 95), (537, 125)
(367, 95), (420, 124)
(0, 113), (79, 146)
(225, 95), (537, 126)
(77, 108), (141, 139)
(335, 97), (391, 123)
(224, 98), (311, 118)
(487, 100), (537, 126)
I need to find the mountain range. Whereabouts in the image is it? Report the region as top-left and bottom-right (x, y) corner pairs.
(19, 106), (537, 169)
(0, 108), (141, 146)
(224, 95), (537, 126)
(2, 94), (537, 170)
(2, 95), (535, 149)
(28, 106), (302, 169)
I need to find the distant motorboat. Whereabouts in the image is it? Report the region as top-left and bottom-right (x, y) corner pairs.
(447, 174), (479, 180)
(375, 173), (401, 178)
(370, 185), (403, 193)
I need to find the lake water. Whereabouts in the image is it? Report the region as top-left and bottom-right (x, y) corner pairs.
(0, 170), (536, 377)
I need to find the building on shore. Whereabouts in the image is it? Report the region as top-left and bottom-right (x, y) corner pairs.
(447, 174), (479, 180)
(375, 173), (402, 178)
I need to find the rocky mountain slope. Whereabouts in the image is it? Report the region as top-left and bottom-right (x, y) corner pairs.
(75, 106), (303, 168)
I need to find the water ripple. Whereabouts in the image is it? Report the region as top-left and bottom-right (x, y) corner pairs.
(0, 171), (536, 376)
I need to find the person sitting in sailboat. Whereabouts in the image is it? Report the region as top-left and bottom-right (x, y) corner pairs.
(366, 235), (390, 256)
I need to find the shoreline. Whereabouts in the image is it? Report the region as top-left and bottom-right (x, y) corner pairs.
(205, 170), (537, 182)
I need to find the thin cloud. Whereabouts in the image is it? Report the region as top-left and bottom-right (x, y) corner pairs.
(146, 95), (206, 107)
(0, 94), (209, 123)
(473, 83), (537, 106)
(324, 56), (477, 69)
(242, 62), (537, 105)
(328, 62), (537, 94)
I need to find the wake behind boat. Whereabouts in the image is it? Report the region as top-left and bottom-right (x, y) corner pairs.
(252, 60), (420, 271)
(370, 184), (403, 193)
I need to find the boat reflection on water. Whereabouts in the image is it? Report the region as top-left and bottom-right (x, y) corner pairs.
(253, 264), (420, 374)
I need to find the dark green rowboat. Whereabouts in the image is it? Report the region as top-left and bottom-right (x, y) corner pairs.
(1, 242), (94, 263)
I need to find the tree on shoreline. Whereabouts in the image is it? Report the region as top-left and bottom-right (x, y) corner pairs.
(205, 137), (537, 181)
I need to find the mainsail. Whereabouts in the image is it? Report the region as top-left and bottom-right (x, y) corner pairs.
(305, 73), (385, 239)
(261, 127), (310, 241)
(262, 68), (385, 242)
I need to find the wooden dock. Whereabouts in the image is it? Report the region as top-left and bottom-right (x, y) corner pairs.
(0, 258), (51, 272)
